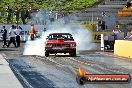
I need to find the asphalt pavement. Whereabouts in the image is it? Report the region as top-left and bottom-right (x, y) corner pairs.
(0, 54), (23, 88)
(0, 42), (132, 88)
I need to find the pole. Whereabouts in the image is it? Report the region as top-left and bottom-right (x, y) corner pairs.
(101, 34), (104, 51)
(92, 12), (93, 23)
(24, 25), (26, 41)
(56, 12), (58, 19)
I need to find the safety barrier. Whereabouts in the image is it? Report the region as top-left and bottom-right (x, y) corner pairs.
(114, 40), (132, 58)
(92, 32), (113, 42)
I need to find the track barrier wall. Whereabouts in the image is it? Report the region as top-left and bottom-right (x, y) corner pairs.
(114, 40), (132, 58)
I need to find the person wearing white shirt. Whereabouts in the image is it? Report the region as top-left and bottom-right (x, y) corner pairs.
(124, 30), (132, 41)
(7, 25), (16, 47)
(113, 25), (121, 40)
(14, 26), (22, 47)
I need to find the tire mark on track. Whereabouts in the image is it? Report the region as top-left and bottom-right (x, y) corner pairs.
(33, 56), (131, 88)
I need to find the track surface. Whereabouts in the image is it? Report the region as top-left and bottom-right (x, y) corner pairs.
(0, 43), (132, 88)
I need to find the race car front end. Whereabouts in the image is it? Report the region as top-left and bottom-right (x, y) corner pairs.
(45, 42), (76, 57)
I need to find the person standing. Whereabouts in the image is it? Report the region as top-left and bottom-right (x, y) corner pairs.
(2, 26), (8, 48)
(124, 30), (132, 40)
(7, 25), (16, 47)
(29, 24), (36, 40)
(21, 9), (26, 24)
(14, 26), (22, 47)
(96, 17), (101, 31)
(113, 25), (121, 40)
(101, 20), (106, 32)
(126, 0), (132, 8)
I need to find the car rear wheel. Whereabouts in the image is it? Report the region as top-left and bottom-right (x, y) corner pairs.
(45, 51), (49, 57)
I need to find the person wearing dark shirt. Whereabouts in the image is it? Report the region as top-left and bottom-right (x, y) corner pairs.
(25, 10), (30, 19)
(101, 20), (106, 31)
(14, 26), (22, 47)
(126, 0), (132, 8)
(2, 26), (8, 48)
(21, 9), (26, 24)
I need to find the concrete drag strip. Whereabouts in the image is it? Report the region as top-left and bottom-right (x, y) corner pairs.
(7, 59), (57, 88)
(10, 64), (34, 88)
(0, 54), (23, 88)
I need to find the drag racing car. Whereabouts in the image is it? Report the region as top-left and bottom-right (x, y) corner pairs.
(45, 33), (76, 57)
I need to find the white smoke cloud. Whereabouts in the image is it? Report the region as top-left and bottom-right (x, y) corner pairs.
(23, 23), (96, 56)
(23, 10), (96, 56)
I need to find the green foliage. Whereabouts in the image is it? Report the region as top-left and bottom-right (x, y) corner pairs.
(0, 0), (97, 11)
(0, 0), (98, 24)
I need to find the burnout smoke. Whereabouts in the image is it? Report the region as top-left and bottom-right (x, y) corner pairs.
(23, 10), (96, 56)
(23, 23), (96, 56)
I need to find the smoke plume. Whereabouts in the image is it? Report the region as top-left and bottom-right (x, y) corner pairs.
(23, 10), (96, 56)
(23, 23), (96, 56)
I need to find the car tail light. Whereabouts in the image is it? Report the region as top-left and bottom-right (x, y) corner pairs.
(70, 43), (76, 47)
(46, 43), (52, 47)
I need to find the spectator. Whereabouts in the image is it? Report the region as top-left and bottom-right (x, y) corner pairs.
(126, 0), (132, 8)
(29, 24), (36, 40)
(124, 27), (128, 38)
(25, 10), (30, 19)
(7, 25), (16, 47)
(21, 9), (26, 24)
(101, 20), (106, 31)
(124, 30), (132, 40)
(14, 26), (22, 47)
(96, 17), (101, 31)
(25, 10), (30, 23)
(113, 25), (121, 40)
(2, 26), (8, 48)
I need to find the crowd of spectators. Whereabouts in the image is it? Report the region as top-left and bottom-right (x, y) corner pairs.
(1, 25), (22, 48)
